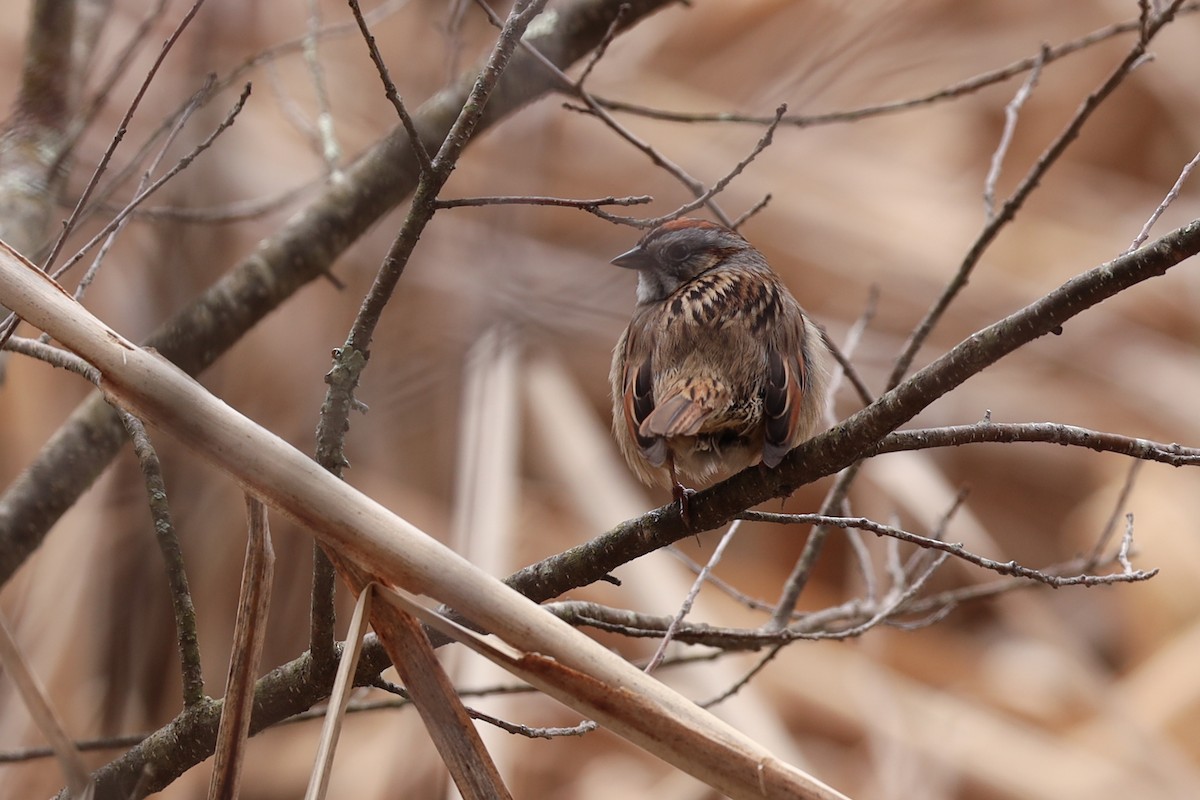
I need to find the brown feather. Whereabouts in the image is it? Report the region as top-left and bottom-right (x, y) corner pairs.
(609, 219), (832, 490)
(641, 392), (712, 438)
(762, 349), (803, 467)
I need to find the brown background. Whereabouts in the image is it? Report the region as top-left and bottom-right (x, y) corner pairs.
(0, 1), (1198, 798)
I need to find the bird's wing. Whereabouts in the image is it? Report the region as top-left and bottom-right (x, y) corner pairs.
(761, 296), (830, 467)
(761, 345), (806, 468)
(621, 334), (669, 467)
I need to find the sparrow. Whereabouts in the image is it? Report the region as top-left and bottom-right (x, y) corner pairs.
(609, 218), (832, 512)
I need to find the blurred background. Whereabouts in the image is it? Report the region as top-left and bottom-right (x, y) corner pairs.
(0, 0), (1198, 797)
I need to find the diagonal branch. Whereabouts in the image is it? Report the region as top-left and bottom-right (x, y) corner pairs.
(502, 218), (1200, 604)
(887, 0), (1187, 388)
(0, 0), (682, 587)
(0, 239), (848, 800)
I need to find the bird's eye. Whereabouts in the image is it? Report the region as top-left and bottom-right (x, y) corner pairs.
(664, 242), (690, 263)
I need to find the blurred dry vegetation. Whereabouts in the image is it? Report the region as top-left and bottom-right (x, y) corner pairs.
(0, 0), (1199, 798)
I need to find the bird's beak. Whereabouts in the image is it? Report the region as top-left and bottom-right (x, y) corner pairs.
(611, 244), (650, 270)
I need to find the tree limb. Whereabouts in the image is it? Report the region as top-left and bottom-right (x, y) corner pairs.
(0, 0), (680, 585)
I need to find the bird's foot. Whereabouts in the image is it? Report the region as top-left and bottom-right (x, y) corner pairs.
(672, 482), (696, 529)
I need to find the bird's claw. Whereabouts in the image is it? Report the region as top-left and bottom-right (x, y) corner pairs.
(672, 483), (696, 529)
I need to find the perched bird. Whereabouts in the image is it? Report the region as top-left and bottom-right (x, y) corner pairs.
(609, 218), (832, 510)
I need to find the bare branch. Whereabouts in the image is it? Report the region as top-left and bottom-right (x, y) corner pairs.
(702, 644), (784, 708)
(633, 105), (788, 228)
(1118, 513), (1137, 574)
(586, 4), (1200, 129)
(1128, 149), (1200, 252)
(473, 0), (736, 226)
(767, 467), (860, 631)
(740, 512), (1158, 587)
(645, 520), (742, 674)
(116, 411), (205, 708)
(0, 0), (681, 606)
(1087, 461), (1143, 565)
(730, 193), (771, 229)
(873, 421), (1200, 467)
(303, 0), (343, 177)
(348, 0), (432, 174)
(984, 46), (1046, 221)
(504, 216), (1200, 604)
(888, 8), (1183, 388)
(467, 708), (597, 740)
(42, 0), (209, 274)
(576, 1), (631, 85)
(315, 0), (552, 495)
(2, 336), (98, 382)
(50, 83), (252, 285)
(69, 77), (218, 306)
(434, 192), (653, 218)
(824, 286), (879, 408)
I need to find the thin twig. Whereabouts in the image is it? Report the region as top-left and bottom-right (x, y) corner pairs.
(825, 286), (879, 408)
(2, 336), (98, 381)
(823, 551), (951, 641)
(468, 708), (597, 739)
(741, 511), (1159, 587)
(50, 83), (253, 284)
(844, 527), (876, 604)
(766, 466), (860, 631)
(116, 410), (205, 707)
(53, 0), (172, 179)
(1118, 514), (1137, 573)
(731, 194), (772, 230)
(645, 520), (742, 674)
(874, 422), (1200, 467)
(473, 0), (736, 226)
(42, 0), (209, 273)
(666, 546), (779, 614)
(887, 4), (1185, 389)
(435, 193), (652, 214)
(66, 0), (407, 235)
(984, 46), (1046, 222)
(70, 76), (218, 307)
(562, 104), (789, 228)
(585, 4), (1200, 128)
(304, 0), (343, 177)
(348, 0), (432, 174)
(314, 0), (549, 488)
(1086, 460), (1143, 565)
(1128, 149), (1200, 252)
(554, 539), (1142, 649)
(576, 2), (629, 85)
(701, 644), (785, 708)
(900, 486), (969, 579)
(638, 105), (788, 228)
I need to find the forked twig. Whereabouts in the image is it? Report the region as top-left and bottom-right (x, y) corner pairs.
(42, 0), (209, 273)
